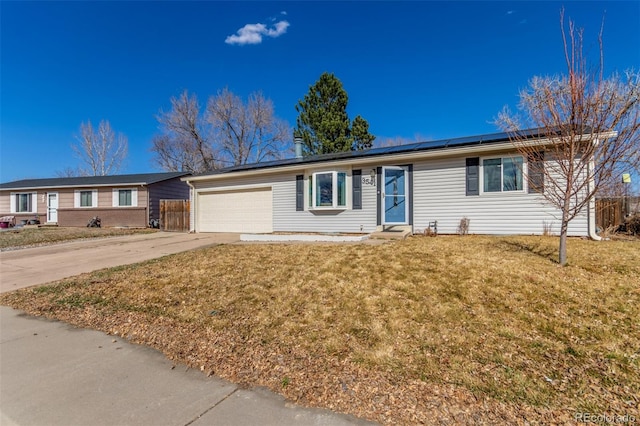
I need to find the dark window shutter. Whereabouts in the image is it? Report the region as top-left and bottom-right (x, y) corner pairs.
(295, 175), (304, 211)
(528, 151), (545, 194)
(352, 169), (362, 210)
(376, 167), (382, 225)
(466, 157), (479, 196)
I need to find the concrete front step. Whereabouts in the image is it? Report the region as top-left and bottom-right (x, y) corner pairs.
(370, 229), (412, 240)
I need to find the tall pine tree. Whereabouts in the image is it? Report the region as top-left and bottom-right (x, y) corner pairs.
(295, 73), (375, 155)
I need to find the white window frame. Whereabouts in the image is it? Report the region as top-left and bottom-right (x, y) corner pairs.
(310, 171), (348, 210)
(112, 188), (138, 207)
(10, 192), (37, 213)
(74, 189), (98, 208)
(480, 155), (526, 194)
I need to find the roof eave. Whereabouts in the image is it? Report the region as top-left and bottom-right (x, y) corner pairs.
(1, 182), (149, 191)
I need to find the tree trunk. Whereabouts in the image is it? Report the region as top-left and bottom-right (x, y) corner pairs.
(558, 207), (570, 266)
(558, 224), (568, 266)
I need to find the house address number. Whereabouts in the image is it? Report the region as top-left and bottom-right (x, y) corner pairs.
(362, 176), (376, 186)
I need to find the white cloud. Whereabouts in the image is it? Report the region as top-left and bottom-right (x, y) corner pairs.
(225, 20), (290, 45)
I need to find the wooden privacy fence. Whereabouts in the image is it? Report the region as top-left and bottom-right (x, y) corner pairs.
(160, 200), (190, 232)
(595, 198), (623, 231)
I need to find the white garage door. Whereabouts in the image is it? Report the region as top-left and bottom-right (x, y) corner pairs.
(197, 187), (273, 233)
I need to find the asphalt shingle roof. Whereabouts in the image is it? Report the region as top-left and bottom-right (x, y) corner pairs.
(0, 172), (190, 190)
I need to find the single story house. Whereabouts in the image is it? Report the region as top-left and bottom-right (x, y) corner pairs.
(183, 129), (612, 238)
(0, 172), (190, 227)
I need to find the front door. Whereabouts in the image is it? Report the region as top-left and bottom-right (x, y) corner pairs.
(382, 166), (408, 224)
(47, 192), (58, 223)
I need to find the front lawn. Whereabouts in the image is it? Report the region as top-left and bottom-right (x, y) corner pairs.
(0, 227), (156, 250)
(1, 235), (638, 424)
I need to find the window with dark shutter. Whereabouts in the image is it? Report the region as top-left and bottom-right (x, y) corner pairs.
(295, 175), (304, 211)
(352, 169), (362, 210)
(528, 151), (545, 194)
(466, 157), (479, 196)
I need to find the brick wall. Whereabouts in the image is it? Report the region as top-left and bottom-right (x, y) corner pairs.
(57, 208), (147, 227)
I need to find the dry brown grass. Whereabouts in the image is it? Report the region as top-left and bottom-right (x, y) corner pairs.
(0, 227), (156, 250)
(1, 235), (638, 424)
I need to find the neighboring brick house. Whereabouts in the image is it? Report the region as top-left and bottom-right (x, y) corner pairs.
(0, 172), (190, 227)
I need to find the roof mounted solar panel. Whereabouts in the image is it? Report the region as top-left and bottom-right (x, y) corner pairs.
(184, 128), (558, 178)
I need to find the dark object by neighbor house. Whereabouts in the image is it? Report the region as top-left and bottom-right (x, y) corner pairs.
(87, 216), (102, 228)
(0, 172), (190, 228)
(0, 215), (16, 228)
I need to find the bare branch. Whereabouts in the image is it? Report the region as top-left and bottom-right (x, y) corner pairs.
(152, 89), (290, 172)
(71, 120), (128, 176)
(152, 90), (217, 174)
(206, 88), (290, 166)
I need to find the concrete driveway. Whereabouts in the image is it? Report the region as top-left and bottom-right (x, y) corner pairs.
(0, 232), (240, 293)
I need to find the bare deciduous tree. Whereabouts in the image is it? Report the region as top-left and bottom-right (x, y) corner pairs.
(55, 166), (83, 178)
(72, 120), (128, 176)
(495, 11), (640, 265)
(152, 91), (216, 174)
(207, 88), (289, 166)
(151, 89), (290, 173)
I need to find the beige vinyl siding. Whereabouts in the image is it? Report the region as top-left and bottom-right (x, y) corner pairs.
(97, 188), (112, 207)
(0, 193), (9, 214)
(412, 157), (588, 236)
(54, 189), (76, 209)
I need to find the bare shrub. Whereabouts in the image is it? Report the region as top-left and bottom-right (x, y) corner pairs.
(424, 221), (438, 237)
(542, 221), (554, 236)
(598, 225), (617, 239)
(624, 214), (640, 235)
(457, 217), (470, 236)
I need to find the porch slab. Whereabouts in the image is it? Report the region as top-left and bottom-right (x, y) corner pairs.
(370, 229), (412, 240)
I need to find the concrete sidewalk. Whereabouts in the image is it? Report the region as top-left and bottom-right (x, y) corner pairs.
(0, 233), (376, 425)
(0, 306), (374, 426)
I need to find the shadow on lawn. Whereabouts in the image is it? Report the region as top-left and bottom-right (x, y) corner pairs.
(498, 239), (558, 263)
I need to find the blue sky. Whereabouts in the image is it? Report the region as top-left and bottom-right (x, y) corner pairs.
(1, 1), (639, 182)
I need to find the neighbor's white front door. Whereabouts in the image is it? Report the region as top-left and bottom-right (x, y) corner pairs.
(47, 192), (58, 223)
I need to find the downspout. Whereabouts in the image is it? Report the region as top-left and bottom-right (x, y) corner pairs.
(185, 179), (196, 233)
(587, 139), (602, 241)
